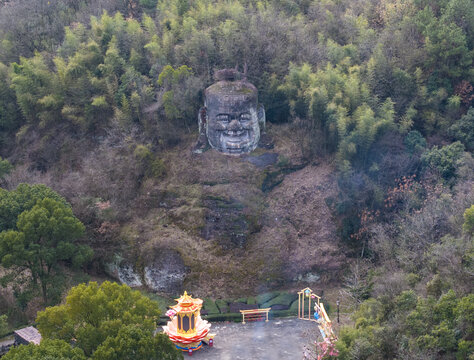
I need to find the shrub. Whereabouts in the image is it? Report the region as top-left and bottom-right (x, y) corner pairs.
(0, 314), (8, 338)
(203, 298), (220, 315)
(449, 107), (474, 151)
(261, 292), (297, 308)
(215, 299), (229, 314)
(463, 205), (474, 235)
(256, 292), (280, 305)
(421, 141), (465, 180)
(404, 130), (427, 154)
(0, 157), (12, 179)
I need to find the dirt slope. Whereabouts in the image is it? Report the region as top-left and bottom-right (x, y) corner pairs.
(252, 163), (344, 280)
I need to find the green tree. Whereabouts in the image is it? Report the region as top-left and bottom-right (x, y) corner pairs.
(405, 130), (427, 155)
(463, 205), (474, 235)
(449, 107), (474, 151)
(337, 288), (473, 359)
(36, 281), (181, 359)
(140, 0), (159, 13)
(455, 294), (474, 345)
(0, 314), (8, 337)
(416, 7), (473, 86)
(421, 141), (465, 180)
(0, 62), (21, 132)
(281, 61), (395, 164)
(92, 324), (181, 360)
(157, 65), (200, 126)
(442, 0), (474, 48)
(0, 183), (68, 231)
(0, 188), (92, 304)
(2, 339), (86, 360)
(0, 157), (12, 179)
(10, 53), (61, 127)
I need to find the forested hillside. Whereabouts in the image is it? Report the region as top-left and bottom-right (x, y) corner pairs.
(0, 0), (473, 359)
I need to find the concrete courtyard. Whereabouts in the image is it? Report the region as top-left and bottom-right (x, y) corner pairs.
(190, 317), (319, 360)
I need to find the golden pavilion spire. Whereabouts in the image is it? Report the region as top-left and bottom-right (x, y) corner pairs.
(163, 291), (215, 354)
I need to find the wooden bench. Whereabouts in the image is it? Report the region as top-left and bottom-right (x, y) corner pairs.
(239, 308), (271, 324)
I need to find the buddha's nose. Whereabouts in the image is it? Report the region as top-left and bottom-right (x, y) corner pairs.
(228, 119), (241, 130)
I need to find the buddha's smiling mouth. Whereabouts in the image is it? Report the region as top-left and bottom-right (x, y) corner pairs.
(223, 130), (247, 137)
(220, 130), (252, 152)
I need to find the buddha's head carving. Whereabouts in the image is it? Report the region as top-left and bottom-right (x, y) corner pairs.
(195, 69), (265, 155)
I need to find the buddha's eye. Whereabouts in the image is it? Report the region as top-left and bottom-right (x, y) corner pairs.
(240, 113), (251, 121)
(216, 114), (230, 122)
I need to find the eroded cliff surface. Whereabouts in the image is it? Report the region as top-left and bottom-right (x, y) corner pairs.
(109, 125), (344, 296)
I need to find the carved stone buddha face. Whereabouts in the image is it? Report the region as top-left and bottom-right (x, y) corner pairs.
(195, 73), (265, 155)
(206, 92), (260, 154)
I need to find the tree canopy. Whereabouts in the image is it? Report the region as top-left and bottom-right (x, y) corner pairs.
(0, 1), (472, 359)
(2, 339), (86, 360)
(36, 281), (182, 359)
(92, 324), (181, 360)
(0, 184), (92, 305)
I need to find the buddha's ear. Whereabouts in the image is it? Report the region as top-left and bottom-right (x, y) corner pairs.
(257, 104), (266, 131)
(198, 107), (207, 132)
(194, 107), (209, 154)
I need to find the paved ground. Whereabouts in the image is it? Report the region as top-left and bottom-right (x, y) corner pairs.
(190, 317), (319, 360)
(0, 339), (14, 357)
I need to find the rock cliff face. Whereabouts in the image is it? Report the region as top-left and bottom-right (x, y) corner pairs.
(143, 249), (187, 293)
(111, 125), (344, 296)
(201, 196), (254, 249)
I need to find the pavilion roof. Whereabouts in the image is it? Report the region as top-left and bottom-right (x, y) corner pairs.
(170, 291), (203, 313)
(14, 326), (42, 345)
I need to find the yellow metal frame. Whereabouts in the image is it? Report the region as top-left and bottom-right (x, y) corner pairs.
(296, 287), (337, 341)
(297, 287), (321, 321)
